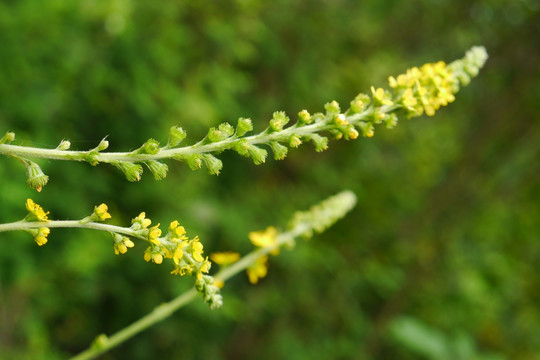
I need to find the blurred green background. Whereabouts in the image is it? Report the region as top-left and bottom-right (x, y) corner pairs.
(1, 0), (539, 359)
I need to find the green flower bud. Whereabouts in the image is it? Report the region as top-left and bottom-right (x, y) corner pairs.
(349, 93), (371, 113)
(25, 160), (49, 192)
(145, 160), (168, 180)
(96, 138), (109, 151)
(269, 111), (290, 132)
(186, 154), (203, 170)
(233, 139), (250, 156)
(91, 334), (109, 350)
(384, 113), (398, 129)
(112, 161), (143, 182)
(298, 110), (312, 124)
(308, 134), (328, 152)
(324, 100), (340, 115)
(218, 122), (234, 137)
(0, 131), (15, 144)
(202, 154), (223, 175)
(289, 135), (302, 148)
(346, 127), (359, 140)
(139, 138), (160, 154)
(56, 139), (71, 150)
(168, 126), (187, 147)
(195, 278), (205, 292)
(357, 122), (374, 138)
(236, 117), (253, 137)
(247, 145), (267, 165)
(269, 141), (288, 160)
(207, 123), (233, 142)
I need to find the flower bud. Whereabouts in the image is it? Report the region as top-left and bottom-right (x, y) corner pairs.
(218, 122), (234, 137)
(236, 117), (253, 136)
(289, 135), (302, 148)
(202, 154), (223, 175)
(384, 113), (398, 129)
(56, 139), (71, 150)
(25, 161), (49, 192)
(186, 154), (203, 170)
(357, 122), (374, 137)
(233, 139), (250, 156)
(349, 93), (370, 113)
(112, 161), (143, 182)
(247, 145), (267, 165)
(346, 127), (359, 140)
(308, 134), (328, 152)
(298, 110), (312, 124)
(96, 138), (109, 151)
(269, 141), (288, 160)
(324, 100), (340, 115)
(0, 131), (15, 144)
(269, 111), (290, 132)
(168, 126), (187, 147)
(145, 160), (168, 180)
(207, 124), (231, 143)
(141, 138), (160, 154)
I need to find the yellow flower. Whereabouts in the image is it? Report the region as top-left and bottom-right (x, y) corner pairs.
(132, 212), (151, 229)
(144, 247), (163, 264)
(34, 227), (50, 246)
(246, 255), (269, 284)
(148, 224), (162, 245)
(172, 241), (188, 265)
(210, 251), (241, 265)
(196, 258), (212, 280)
(94, 203), (112, 221)
(249, 226), (280, 255)
(169, 220), (187, 240)
(371, 87), (394, 106)
(113, 236), (134, 255)
(25, 199), (50, 222)
(190, 237), (205, 262)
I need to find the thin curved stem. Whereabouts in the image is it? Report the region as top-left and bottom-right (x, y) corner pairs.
(0, 220), (144, 239)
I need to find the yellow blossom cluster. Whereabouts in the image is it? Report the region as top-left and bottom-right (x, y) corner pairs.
(389, 61), (458, 117)
(135, 215), (211, 279)
(25, 199), (50, 245)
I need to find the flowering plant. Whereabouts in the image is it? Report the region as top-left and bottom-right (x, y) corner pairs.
(0, 47), (487, 359)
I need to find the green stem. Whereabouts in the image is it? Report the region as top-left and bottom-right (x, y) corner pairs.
(0, 220), (143, 239)
(68, 222), (310, 360)
(70, 289), (198, 360)
(0, 110), (372, 164)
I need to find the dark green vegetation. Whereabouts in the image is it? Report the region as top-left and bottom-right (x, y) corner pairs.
(1, 1), (539, 359)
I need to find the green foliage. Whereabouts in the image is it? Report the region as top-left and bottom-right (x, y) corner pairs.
(1, 0), (539, 359)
